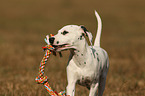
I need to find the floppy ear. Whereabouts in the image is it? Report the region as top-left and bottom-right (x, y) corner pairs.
(86, 31), (93, 45)
(81, 25), (88, 33)
(80, 25), (93, 45)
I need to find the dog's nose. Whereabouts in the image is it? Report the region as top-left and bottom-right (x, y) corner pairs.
(49, 37), (55, 45)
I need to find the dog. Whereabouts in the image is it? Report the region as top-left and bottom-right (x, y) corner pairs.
(49, 10), (109, 96)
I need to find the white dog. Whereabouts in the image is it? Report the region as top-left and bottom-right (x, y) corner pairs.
(49, 11), (109, 96)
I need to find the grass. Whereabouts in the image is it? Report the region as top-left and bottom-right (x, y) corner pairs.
(0, 0), (145, 96)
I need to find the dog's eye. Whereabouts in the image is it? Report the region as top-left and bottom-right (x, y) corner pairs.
(61, 31), (69, 35)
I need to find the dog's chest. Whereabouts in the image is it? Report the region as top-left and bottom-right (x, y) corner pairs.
(76, 64), (98, 88)
(77, 76), (92, 89)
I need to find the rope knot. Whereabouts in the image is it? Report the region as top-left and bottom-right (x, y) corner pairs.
(35, 34), (66, 96)
(35, 76), (48, 84)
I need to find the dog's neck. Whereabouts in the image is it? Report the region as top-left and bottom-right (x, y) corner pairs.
(69, 39), (90, 67)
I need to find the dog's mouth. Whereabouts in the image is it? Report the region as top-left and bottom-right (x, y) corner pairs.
(52, 44), (76, 52)
(52, 44), (68, 50)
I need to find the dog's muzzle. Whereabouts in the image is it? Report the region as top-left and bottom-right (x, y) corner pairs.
(49, 37), (55, 45)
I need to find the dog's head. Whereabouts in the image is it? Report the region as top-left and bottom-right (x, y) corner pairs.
(49, 25), (93, 52)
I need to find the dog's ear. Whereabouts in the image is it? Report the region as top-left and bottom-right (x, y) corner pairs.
(86, 31), (93, 45)
(80, 25), (93, 45)
(81, 25), (88, 34)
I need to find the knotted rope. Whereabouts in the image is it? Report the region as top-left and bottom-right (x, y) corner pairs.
(35, 34), (66, 96)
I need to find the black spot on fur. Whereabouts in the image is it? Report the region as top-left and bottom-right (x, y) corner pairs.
(80, 35), (83, 40)
(81, 54), (83, 56)
(82, 77), (84, 80)
(91, 47), (96, 58)
(97, 57), (99, 62)
(61, 30), (69, 35)
(56, 41), (59, 44)
(79, 33), (85, 40)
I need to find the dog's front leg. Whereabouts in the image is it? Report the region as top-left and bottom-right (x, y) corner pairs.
(89, 82), (99, 96)
(66, 65), (77, 96)
(66, 72), (77, 96)
(66, 80), (76, 96)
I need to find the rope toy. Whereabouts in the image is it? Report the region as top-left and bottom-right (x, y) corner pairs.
(35, 34), (66, 96)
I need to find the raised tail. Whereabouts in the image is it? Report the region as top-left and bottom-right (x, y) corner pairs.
(94, 10), (102, 47)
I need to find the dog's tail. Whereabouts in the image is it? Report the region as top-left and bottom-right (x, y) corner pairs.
(94, 10), (102, 47)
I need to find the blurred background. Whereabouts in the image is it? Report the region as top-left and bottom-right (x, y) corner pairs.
(0, 0), (145, 96)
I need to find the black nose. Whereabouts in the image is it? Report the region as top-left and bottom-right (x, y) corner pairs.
(49, 37), (55, 45)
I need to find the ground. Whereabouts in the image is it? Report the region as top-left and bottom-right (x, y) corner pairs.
(0, 0), (145, 96)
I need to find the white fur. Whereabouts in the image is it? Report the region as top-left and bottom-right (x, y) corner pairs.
(51, 10), (109, 96)
(94, 10), (102, 47)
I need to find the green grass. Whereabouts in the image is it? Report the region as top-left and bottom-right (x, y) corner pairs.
(0, 0), (145, 96)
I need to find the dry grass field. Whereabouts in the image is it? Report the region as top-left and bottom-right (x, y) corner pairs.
(0, 0), (145, 96)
